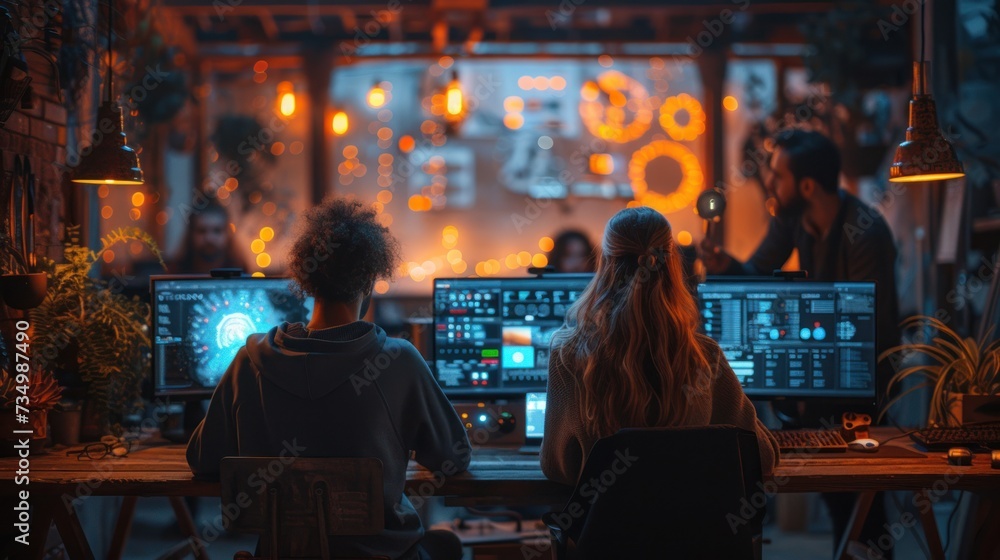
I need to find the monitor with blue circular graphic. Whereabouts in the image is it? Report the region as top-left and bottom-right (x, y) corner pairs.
(151, 276), (313, 398)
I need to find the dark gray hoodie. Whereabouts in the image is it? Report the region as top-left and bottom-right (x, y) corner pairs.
(187, 321), (471, 559)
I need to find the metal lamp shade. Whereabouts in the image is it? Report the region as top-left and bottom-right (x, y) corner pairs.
(889, 62), (965, 183)
(71, 101), (143, 185)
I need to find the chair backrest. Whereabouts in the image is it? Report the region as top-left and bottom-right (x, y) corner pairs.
(554, 425), (764, 560)
(220, 457), (385, 559)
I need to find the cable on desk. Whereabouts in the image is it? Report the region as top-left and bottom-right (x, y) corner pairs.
(877, 428), (922, 446)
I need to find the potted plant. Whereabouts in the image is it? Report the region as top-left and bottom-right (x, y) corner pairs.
(0, 367), (62, 454)
(30, 225), (164, 436)
(0, 219), (47, 311)
(879, 315), (1000, 426)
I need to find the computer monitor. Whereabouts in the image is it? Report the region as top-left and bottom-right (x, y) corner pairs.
(432, 275), (593, 396)
(696, 279), (877, 402)
(151, 276), (313, 399)
(525, 392), (547, 444)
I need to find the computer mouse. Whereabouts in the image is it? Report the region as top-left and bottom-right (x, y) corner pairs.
(992, 450), (1000, 469)
(848, 438), (879, 452)
(947, 447), (972, 466)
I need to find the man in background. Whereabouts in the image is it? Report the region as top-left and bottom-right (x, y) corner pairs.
(170, 199), (248, 274)
(700, 128), (900, 559)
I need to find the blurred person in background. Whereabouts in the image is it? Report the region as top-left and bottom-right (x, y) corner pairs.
(170, 198), (249, 274)
(547, 229), (596, 273)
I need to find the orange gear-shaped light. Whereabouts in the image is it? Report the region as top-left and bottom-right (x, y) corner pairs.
(659, 93), (706, 141)
(579, 70), (653, 143)
(628, 140), (704, 214)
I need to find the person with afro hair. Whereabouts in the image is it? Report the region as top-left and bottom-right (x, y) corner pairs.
(188, 197), (470, 560)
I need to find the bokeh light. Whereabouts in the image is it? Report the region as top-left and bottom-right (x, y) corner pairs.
(332, 111), (349, 135)
(367, 84), (387, 108)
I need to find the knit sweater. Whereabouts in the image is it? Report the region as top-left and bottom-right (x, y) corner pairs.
(539, 332), (779, 485)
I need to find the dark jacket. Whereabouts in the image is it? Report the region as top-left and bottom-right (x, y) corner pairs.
(186, 321), (471, 559)
(726, 190), (900, 419)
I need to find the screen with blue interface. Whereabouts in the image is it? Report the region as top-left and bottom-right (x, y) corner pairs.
(433, 275), (592, 395)
(525, 392), (547, 441)
(151, 276), (313, 397)
(696, 280), (877, 399)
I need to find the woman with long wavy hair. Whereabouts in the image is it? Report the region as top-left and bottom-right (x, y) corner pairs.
(540, 207), (779, 484)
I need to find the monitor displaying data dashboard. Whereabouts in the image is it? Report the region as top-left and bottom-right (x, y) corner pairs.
(433, 275), (593, 395)
(696, 280), (877, 401)
(150, 276), (313, 398)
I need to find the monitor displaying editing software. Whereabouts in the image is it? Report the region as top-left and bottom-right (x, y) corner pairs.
(696, 280), (877, 401)
(151, 276), (313, 398)
(433, 275), (592, 395)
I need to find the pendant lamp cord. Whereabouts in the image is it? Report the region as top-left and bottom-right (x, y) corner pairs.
(105, 0), (112, 104)
(920, 0), (925, 66)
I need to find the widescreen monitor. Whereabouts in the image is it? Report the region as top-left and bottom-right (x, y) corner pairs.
(696, 279), (877, 402)
(433, 275), (592, 397)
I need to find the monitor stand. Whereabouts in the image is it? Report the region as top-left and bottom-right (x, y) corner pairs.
(159, 400), (207, 443)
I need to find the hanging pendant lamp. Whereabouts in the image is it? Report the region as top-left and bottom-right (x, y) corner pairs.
(888, 2), (963, 183)
(71, 0), (143, 185)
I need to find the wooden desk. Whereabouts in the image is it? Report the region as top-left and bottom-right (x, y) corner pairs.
(3, 431), (999, 560)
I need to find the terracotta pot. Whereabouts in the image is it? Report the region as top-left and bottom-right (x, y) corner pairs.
(0, 408), (48, 456)
(49, 407), (82, 446)
(0, 273), (48, 310)
(946, 393), (1000, 426)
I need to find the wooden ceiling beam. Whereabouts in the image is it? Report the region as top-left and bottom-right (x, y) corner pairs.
(258, 11), (279, 42)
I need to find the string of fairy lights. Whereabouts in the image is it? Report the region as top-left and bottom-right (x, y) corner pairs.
(97, 54), (744, 287)
(391, 227), (554, 294)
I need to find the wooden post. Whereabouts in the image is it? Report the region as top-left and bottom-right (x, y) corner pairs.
(696, 47), (728, 245)
(304, 47), (334, 204)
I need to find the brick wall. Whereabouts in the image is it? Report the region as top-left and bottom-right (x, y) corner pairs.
(1, 1), (69, 265)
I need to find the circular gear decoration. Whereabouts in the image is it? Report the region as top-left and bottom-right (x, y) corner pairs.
(579, 70), (654, 143)
(659, 93), (706, 141)
(628, 140), (704, 214)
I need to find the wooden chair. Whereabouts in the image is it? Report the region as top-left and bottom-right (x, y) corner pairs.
(543, 425), (765, 560)
(219, 457), (388, 560)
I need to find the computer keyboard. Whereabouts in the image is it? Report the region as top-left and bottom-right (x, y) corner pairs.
(910, 424), (1000, 451)
(770, 430), (848, 453)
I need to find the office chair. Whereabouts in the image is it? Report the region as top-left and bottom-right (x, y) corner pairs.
(219, 457), (388, 560)
(543, 425), (766, 560)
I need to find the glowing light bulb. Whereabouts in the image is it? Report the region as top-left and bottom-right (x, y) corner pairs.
(277, 92), (295, 117)
(332, 111), (349, 135)
(445, 73), (463, 121)
(367, 84), (387, 108)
